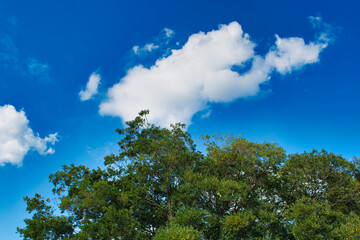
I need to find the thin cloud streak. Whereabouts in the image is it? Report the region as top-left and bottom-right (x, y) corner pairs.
(79, 71), (101, 101)
(132, 27), (175, 56)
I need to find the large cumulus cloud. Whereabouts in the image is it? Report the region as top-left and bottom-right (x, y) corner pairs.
(100, 18), (332, 127)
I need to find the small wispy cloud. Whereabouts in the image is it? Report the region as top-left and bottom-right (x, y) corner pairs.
(79, 70), (101, 101)
(0, 15), (53, 80)
(133, 43), (159, 55)
(0, 34), (17, 63)
(201, 109), (212, 119)
(308, 16), (336, 45)
(0, 15), (21, 72)
(27, 58), (51, 82)
(100, 18), (334, 128)
(0, 105), (58, 166)
(132, 27), (175, 56)
(163, 27), (175, 38)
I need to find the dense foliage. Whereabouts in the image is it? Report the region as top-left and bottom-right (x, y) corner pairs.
(18, 110), (360, 239)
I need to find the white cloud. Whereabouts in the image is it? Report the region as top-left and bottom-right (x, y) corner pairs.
(265, 35), (324, 74)
(145, 43), (159, 51)
(308, 16), (335, 45)
(0, 105), (58, 166)
(132, 45), (140, 55)
(79, 71), (101, 101)
(265, 17), (332, 74)
(100, 19), (333, 128)
(201, 109), (212, 119)
(133, 43), (159, 55)
(132, 27), (175, 56)
(164, 28), (175, 38)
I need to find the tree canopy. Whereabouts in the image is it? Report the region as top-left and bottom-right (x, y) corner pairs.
(18, 110), (360, 239)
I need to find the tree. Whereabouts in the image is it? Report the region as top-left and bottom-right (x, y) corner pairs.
(18, 111), (360, 239)
(17, 194), (74, 240)
(281, 150), (360, 239)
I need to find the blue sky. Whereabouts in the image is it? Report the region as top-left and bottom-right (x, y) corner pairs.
(0, 0), (359, 238)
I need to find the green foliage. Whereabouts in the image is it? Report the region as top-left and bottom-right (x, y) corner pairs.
(285, 197), (360, 239)
(18, 111), (360, 239)
(17, 194), (74, 240)
(153, 224), (202, 240)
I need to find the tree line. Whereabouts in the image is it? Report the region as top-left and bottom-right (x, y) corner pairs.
(18, 110), (360, 239)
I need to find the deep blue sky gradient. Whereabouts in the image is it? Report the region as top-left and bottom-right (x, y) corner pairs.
(0, 0), (359, 238)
